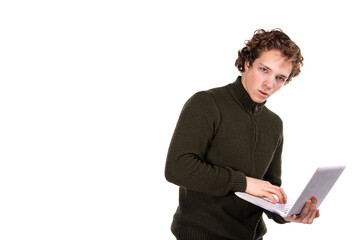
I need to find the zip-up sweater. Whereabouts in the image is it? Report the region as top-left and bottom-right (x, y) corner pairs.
(165, 76), (288, 240)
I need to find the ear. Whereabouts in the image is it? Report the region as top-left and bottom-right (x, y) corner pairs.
(244, 60), (250, 71)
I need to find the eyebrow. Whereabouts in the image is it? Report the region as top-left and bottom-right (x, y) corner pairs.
(259, 63), (289, 79)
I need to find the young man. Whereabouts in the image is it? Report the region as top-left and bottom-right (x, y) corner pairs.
(165, 29), (319, 240)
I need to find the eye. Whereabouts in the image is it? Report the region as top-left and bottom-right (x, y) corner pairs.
(260, 67), (268, 73)
(276, 76), (286, 82)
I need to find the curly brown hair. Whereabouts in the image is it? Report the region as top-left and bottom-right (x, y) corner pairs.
(235, 29), (303, 84)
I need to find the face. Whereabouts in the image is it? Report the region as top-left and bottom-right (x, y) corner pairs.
(241, 49), (293, 103)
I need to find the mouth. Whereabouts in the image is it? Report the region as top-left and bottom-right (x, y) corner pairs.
(258, 90), (268, 97)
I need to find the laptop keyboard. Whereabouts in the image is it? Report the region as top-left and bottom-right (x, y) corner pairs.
(262, 197), (292, 215)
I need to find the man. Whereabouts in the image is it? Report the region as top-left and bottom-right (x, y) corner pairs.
(165, 29), (319, 240)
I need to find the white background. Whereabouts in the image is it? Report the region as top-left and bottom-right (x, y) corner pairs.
(0, 0), (359, 239)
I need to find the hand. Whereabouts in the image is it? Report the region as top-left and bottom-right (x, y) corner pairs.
(245, 177), (287, 204)
(283, 195), (320, 224)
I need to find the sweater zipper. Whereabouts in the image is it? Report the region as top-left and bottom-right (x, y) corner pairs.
(251, 113), (258, 176)
(251, 109), (260, 240)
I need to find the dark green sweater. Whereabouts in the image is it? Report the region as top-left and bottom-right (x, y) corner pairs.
(165, 77), (287, 240)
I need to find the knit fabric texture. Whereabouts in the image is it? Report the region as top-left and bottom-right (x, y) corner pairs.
(165, 77), (287, 240)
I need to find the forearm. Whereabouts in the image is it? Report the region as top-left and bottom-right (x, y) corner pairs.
(165, 151), (247, 196)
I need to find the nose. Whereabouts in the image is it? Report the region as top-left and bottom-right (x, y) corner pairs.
(263, 78), (274, 90)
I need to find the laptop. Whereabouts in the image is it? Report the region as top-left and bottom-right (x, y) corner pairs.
(235, 166), (345, 217)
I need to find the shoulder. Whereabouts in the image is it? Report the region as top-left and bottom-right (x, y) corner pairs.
(184, 83), (229, 108)
(179, 84), (231, 125)
(180, 90), (221, 121)
(183, 91), (215, 109)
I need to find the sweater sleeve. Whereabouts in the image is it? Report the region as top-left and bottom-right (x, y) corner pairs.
(165, 91), (247, 197)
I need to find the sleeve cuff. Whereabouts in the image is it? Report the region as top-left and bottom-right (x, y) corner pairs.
(230, 169), (247, 192)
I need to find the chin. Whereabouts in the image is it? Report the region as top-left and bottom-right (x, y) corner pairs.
(252, 97), (266, 103)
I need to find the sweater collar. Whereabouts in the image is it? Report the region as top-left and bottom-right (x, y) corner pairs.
(228, 76), (266, 113)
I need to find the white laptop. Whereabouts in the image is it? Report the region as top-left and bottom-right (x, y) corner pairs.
(235, 166), (345, 217)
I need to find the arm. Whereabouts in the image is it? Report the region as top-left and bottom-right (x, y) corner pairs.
(165, 91), (247, 196)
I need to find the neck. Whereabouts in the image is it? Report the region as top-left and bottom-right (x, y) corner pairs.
(228, 76), (266, 113)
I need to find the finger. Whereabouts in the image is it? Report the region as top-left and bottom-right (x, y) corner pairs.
(308, 208), (318, 224)
(303, 207), (318, 224)
(312, 195), (319, 204)
(309, 197), (319, 222)
(309, 196), (318, 214)
(306, 203), (318, 224)
(264, 192), (278, 204)
(281, 188), (287, 204)
(278, 187), (287, 204)
(302, 197), (318, 224)
(267, 186), (286, 204)
(272, 188), (285, 204)
(300, 200), (311, 217)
